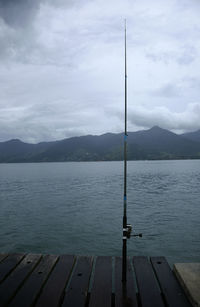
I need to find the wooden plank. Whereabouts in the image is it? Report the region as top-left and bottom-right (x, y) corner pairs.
(9, 254), (58, 307)
(133, 256), (165, 307)
(62, 256), (93, 307)
(115, 257), (138, 307)
(0, 255), (8, 263)
(35, 255), (75, 307)
(0, 254), (41, 306)
(151, 257), (192, 307)
(0, 254), (25, 283)
(89, 256), (112, 307)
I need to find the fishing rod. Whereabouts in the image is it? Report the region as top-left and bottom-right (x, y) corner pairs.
(122, 20), (142, 283)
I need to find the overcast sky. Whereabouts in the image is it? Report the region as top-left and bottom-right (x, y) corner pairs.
(0, 0), (200, 143)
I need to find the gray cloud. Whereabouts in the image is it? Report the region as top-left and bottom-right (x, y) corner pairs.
(0, 0), (86, 63)
(0, 0), (41, 27)
(151, 83), (180, 98)
(128, 103), (200, 133)
(146, 45), (197, 66)
(0, 0), (80, 27)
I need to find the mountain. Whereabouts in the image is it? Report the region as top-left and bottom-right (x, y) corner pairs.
(181, 130), (200, 143)
(127, 126), (200, 159)
(1, 126), (200, 162)
(30, 133), (124, 162)
(0, 139), (54, 162)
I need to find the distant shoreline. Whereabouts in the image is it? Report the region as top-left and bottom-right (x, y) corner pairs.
(1, 157), (200, 164)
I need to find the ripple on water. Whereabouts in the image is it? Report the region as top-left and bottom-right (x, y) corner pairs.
(0, 160), (199, 264)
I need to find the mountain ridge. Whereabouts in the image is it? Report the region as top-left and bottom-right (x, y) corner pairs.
(1, 126), (200, 162)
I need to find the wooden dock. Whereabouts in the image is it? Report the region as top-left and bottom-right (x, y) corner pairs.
(0, 254), (191, 307)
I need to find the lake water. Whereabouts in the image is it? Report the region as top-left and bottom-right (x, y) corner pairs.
(0, 160), (199, 265)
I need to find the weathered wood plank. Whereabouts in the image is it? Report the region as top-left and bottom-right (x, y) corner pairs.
(133, 256), (164, 307)
(115, 257), (138, 307)
(0, 253), (193, 307)
(0, 254), (25, 283)
(151, 257), (192, 307)
(89, 256), (112, 307)
(62, 256), (93, 307)
(35, 255), (75, 307)
(9, 254), (58, 307)
(0, 255), (8, 263)
(0, 254), (41, 307)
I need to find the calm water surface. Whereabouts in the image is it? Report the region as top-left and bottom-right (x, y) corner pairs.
(0, 160), (199, 265)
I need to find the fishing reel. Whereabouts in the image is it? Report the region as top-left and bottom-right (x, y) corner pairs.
(126, 224), (132, 239)
(126, 224), (142, 239)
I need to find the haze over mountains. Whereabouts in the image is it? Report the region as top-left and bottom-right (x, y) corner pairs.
(0, 126), (200, 163)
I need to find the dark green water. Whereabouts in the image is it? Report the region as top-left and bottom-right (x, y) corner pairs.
(0, 160), (199, 265)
